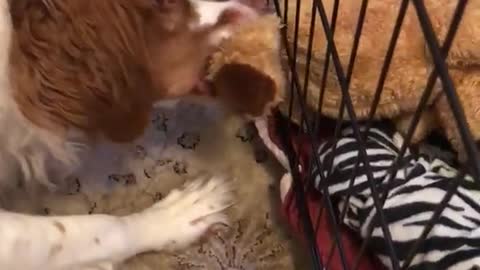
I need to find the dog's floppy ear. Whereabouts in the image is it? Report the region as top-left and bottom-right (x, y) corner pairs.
(212, 63), (276, 117)
(12, 56), (154, 144)
(100, 107), (152, 143)
(96, 69), (154, 143)
(10, 0), (156, 143)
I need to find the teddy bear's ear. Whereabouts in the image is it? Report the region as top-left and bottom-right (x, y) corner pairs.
(212, 63), (277, 117)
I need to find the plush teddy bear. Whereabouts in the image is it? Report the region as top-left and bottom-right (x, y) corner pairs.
(206, 14), (286, 120)
(277, 0), (480, 161)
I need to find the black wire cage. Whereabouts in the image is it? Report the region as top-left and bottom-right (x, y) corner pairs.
(269, 0), (480, 269)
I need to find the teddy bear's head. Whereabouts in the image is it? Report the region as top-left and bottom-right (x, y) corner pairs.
(207, 14), (285, 120)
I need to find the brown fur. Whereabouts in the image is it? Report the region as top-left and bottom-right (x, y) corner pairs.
(434, 69), (480, 162)
(145, 0), (220, 100)
(213, 63), (276, 116)
(278, 0), (480, 160)
(8, 0), (218, 143)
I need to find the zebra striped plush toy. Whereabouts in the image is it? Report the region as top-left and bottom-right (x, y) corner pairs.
(256, 116), (480, 270)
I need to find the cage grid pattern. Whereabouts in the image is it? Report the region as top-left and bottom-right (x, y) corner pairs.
(270, 0), (480, 269)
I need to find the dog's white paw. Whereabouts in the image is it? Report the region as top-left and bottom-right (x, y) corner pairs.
(129, 176), (235, 252)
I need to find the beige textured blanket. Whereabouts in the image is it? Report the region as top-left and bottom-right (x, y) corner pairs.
(4, 100), (308, 269)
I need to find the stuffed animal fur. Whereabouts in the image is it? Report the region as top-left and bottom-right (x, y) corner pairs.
(207, 15), (285, 119)
(278, 0), (480, 161)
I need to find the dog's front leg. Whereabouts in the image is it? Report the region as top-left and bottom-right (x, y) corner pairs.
(0, 210), (136, 270)
(0, 176), (233, 270)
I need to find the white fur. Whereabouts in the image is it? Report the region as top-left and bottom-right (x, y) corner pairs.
(254, 119), (290, 170)
(279, 173), (292, 202)
(0, 0), (252, 269)
(253, 119), (295, 202)
(191, 0), (256, 27)
(190, 0), (258, 44)
(0, 176), (233, 270)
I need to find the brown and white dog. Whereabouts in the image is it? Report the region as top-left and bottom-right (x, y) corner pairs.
(0, 0), (259, 269)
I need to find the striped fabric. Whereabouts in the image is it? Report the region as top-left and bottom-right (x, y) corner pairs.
(313, 124), (480, 269)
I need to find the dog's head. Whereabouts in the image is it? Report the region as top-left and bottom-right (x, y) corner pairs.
(7, 0), (256, 143)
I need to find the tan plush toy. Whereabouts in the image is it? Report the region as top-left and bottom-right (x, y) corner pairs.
(277, 0), (480, 161)
(207, 14), (286, 119)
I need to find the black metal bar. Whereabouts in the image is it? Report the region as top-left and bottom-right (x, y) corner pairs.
(365, 0), (410, 122)
(299, 0), (317, 127)
(279, 30), (351, 270)
(272, 0), (350, 268)
(289, 0), (302, 119)
(313, 1), (401, 268)
(272, 0), (356, 266)
(349, 2), (410, 268)
(400, 171), (465, 269)
(411, 0), (480, 180)
(275, 112), (324, 270)
(322, 0), (371, 267)
(272, 0), (343, 268)
(354, 1), (468, 267)
(309, 0), (339, 192)
(272, 1), (474, 270)
(315, 0), (339, 120)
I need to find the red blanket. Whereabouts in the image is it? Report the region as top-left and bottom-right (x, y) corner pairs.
(261, 114), (382, 270)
